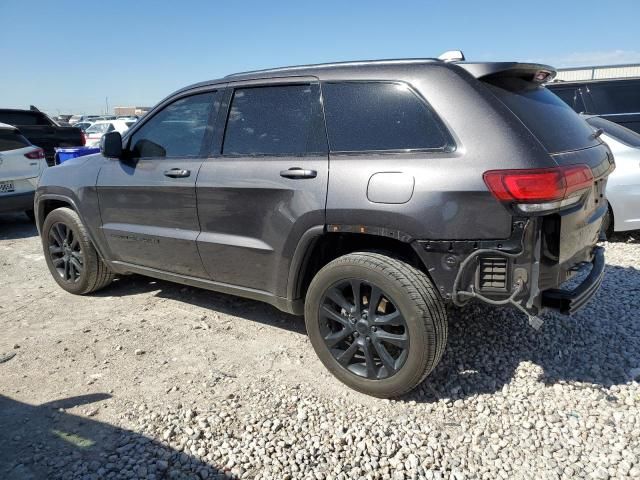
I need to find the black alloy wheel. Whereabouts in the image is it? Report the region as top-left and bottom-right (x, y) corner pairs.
(319, 279), (409, 380)
(48, 222), (84, 282)
(305, 252), (448, 398)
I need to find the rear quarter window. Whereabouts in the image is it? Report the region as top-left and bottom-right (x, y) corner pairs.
(321, 82), (451, 152)
(0, 130), (31, 151)
(486, 78), (599, 153)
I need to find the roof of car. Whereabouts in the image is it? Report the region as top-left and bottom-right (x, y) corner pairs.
(224, 58), (443, 80)
(174, 58), (556, 97)
(177, 58), (445, 93)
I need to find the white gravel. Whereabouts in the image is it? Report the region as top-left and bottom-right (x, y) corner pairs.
(1, 217), (639, 480)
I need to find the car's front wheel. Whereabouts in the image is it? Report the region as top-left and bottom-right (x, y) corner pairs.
(305, 252), (448, 398)
(41, 207), (114, 295)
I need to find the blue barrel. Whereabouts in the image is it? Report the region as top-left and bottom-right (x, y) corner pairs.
(55, 146), (101, 165)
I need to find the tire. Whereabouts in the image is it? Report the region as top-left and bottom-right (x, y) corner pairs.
(41, 207), (114, 294)
(601, 205), (614, 240)
(25, 209), (35, 222)
(304, 252), (448, 398)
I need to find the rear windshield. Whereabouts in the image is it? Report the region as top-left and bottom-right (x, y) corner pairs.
(485, 78), (599, 153)
(0, 130), (31, 151)
(0, 111), (52, 126)
(586, 115), (640, 148)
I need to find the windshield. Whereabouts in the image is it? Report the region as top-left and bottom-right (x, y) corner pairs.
(586, 116), (640, 148)
(484, 78), (599, 153)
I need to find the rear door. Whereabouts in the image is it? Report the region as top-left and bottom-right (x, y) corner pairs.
(96, 90), (222, 277)
(196, 79), (328, 296)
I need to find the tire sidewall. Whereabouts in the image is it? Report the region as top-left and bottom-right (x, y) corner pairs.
(41, 208), (97, 295)
(305, 261), (434, 397)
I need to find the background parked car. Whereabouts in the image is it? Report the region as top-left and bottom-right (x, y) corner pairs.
(84, 120), (135, 146)
(0, 123), (47, 220)
(583, 115), (640, 235)
(69, 114), (100, 126)
(0, 108), (85, 166)
(548, 78), (640, 133)
(74, 121), (94, 132)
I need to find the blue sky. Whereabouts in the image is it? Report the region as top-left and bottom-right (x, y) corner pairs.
(2, 0), (639, 114)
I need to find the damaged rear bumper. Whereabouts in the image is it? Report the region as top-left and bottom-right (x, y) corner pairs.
(540, 246), (605, 314)
(412, 218), (605, 317)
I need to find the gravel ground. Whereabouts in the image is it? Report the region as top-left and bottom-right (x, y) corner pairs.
(1, 213), (639, 480)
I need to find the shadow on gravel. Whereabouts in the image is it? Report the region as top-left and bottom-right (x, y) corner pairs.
(95, 248), (640, 405)
(0, 393), (232, 480)
(95, 274), (306, 334)
(0, 213), (38, 240)
(407, 263), (640, 403)
(608, 230), (639, 243)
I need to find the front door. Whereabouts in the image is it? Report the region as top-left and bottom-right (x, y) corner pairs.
(196, 80), (328, 296)
(96, 90), (222, 277)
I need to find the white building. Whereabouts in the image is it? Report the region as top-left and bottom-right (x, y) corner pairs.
(556, 63), (640, 82)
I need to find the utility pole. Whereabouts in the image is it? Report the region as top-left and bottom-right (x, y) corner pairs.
(105, 97), (109, 115)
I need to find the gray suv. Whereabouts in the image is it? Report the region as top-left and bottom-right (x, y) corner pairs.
(35, 57), (613, 397)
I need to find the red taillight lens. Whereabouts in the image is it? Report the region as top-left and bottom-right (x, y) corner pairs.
(80, 132), (86, 146)
(483, 165), (594, 203)
(24, 148), (45, 160)
(563, 165), (595, 197)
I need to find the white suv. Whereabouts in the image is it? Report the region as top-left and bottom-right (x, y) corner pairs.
(0, 123), (48, 219)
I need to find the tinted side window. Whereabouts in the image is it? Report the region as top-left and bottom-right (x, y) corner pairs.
(130, 92), (219, 158)
(322, 82), (449, 152)
(223, 84), (325, 155)
(0, 130), (31, 151)
(589, 80), (640, 114)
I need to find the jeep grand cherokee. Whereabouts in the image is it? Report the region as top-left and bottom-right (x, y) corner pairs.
(35, 56), (613, 397)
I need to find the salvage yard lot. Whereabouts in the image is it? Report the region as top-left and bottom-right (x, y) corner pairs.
(1, 212), (639, 480)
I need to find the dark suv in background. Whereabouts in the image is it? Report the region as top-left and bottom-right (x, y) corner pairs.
(35, 57), (613, 397)
(547, 77), (640, 133)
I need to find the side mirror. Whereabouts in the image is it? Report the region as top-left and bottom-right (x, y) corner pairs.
(100, 131), (123, 158)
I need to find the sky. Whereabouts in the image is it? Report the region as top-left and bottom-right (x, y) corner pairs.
(2, 0), (640, 115)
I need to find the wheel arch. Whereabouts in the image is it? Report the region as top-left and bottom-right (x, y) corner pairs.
(287, 229), (436, 303)
(36, 193), (107, 261)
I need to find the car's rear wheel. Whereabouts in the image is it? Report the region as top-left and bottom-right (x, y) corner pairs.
(305, 252), (448, 398)
(42, 207), (114, 294)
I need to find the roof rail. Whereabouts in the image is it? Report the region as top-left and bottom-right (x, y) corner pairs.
(224, 58), (440, 79)
(438, 50), (465, 62)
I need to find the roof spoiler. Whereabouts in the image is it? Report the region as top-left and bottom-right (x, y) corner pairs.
(457, 62), (557, 84)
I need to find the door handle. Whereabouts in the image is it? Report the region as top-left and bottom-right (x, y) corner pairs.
(280, 167), (317, 179)
(164, 168), (191, 178)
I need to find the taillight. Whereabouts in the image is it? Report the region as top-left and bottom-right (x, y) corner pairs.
(81, 132), (86, 146)
(483, 165), (594, 213)
(24, 148), (45, 160)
